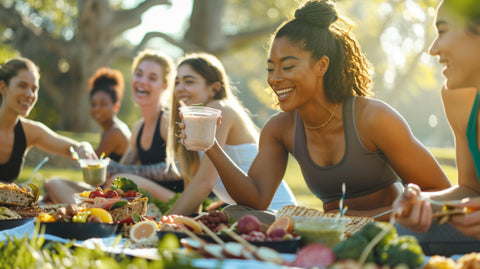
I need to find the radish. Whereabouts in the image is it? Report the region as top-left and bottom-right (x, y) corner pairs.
(237, 214), (262, 234)
(293, 243), (336, 269)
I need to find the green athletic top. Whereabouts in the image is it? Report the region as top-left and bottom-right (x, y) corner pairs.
(466, 91), (480, 180)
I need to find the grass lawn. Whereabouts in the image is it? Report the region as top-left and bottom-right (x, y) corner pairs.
(17, 139), (458, 210)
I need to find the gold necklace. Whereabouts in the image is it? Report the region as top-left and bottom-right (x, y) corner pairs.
(304, 103), (338, 129)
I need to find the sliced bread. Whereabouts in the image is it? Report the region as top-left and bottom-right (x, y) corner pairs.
(109, 197), (148, 222)
(0, 184), (35, 207)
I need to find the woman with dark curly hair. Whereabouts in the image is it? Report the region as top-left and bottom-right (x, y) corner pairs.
(44, 67), (131, 203)
(87, 67), (130, 161)
(181, 0), (452, 221)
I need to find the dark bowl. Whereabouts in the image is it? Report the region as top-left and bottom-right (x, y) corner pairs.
(0, 218), (34, 231)
(158, 231), (300, 253)
(40, 222), (118, 240)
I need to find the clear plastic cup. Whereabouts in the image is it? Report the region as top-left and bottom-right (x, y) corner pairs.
(180, 106), (222, 151)
(78, 158), (110, 186)
(293, 216), (348, 248)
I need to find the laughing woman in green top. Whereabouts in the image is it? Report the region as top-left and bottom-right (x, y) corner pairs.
(393, 0), (480, 255)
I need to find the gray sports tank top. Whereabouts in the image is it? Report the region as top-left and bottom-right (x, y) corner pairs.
(292, 95), (399, 204)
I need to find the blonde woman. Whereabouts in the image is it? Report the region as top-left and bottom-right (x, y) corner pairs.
(104, 49), (182, 198)
(47, 50), (182, 203)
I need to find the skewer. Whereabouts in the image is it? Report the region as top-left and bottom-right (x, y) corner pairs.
(178, 224), (206, 245)
(195, 220), (225, 245)
(221, 226), (284, 264)
(178, 224), (226, 259)
(221, 227), (257, 251)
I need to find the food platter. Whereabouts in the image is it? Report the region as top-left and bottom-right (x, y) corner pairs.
(0, 218), (34, 231)
(158, 231), (300, 253)
(40, 222), (118, 240)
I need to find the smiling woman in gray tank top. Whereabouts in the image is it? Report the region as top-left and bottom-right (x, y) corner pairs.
(197, 0), (452, 221)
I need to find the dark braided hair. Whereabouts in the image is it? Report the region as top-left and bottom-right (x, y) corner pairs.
(272, 0), (374, 103)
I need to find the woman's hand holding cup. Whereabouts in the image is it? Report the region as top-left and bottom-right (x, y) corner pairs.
(178, 105), (222, 151)
(76, 141), (98, 159)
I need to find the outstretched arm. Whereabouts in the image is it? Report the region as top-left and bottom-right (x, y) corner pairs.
(24, 119), (97, 159)
(205, 115), (289, 210)
(392, 183), (479, 233)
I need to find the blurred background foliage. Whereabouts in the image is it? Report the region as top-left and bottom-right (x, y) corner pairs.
(0, 0), (451, 147)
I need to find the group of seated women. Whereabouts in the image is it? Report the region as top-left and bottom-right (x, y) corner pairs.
(1, 0), (479, 256)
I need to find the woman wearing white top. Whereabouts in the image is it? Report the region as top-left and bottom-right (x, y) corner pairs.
(165, 52), (297, 216)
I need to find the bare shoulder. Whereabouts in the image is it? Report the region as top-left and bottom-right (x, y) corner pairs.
(20, 118), (51, 136)
(355, 96), (403, 126)
(207, 99), (231, 112)
(21, 118), (45, 129)
(130, 119), (143, 135)
(208, 100), (237, 120)
(128, 119), (144, 144)
(267, 110), (295, 124)
(262, 111), (295, 136)
(355, 96), (412, 150)
(104, 126), (126, 139)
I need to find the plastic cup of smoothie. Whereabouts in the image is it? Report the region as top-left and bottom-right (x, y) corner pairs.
(180, 105), (222, 151)
(78, 158), (110, 186)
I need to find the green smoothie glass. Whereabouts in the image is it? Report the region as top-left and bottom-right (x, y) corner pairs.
(78, 158), (110, 186)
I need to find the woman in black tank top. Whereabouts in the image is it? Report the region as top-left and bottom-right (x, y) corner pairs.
(100, 49), (183, 199)
(45, 51), (183, 204)
(0, 58), (97, 185)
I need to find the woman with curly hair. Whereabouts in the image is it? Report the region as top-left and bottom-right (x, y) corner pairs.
(44, 67), (131, 203)
(182, 0), (452, 220)
(87, 67), (130, 161)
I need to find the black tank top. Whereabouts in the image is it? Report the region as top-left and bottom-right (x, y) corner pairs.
(136, 111), (167, 164)
(0, 121), (27, 183)
(107, 152), (123, 162)
(136, 112), (183, 192)
(292, 96), (399, 204)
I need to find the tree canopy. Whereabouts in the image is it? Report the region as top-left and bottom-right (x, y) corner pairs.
(0, 0), (452, 147)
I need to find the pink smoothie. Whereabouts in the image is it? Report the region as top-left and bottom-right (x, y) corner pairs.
(183, 113), (218, 151)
